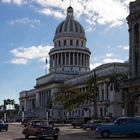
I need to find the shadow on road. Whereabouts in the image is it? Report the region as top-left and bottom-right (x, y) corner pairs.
(95, 135), (140, 139)
(13, 138), (36, 140)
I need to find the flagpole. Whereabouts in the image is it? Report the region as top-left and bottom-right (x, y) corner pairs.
(45, 58), (48, 75)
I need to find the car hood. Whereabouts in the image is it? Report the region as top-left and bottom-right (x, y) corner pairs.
(98, 123), (114, 127)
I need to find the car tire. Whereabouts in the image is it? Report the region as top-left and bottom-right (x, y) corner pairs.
(5, 128), (8, 131)
(54, 135), (58, 140)
(101, 130), (110, 138)
(25, 134), (29, 139)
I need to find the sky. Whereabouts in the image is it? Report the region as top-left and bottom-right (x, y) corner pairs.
(0, 0), (135, 104)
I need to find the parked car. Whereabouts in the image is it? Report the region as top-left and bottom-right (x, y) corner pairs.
(0, 120), (8, 131)
(72, 119), (85, 128)
(95, 117), (140, 138)
(23, 120), (59, 139)
(82, 120), (101, 130)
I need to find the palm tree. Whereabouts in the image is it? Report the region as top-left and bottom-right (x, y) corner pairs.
(14, 104), (19, 113)
(10, 99), (15, 109)
(3, 99), (8, 122)
(6, 99), (11, 110)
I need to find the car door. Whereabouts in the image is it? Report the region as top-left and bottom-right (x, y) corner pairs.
(131, 118), (140, 134)
(112, 118), (128, 135)
(28, 122), (37, 136)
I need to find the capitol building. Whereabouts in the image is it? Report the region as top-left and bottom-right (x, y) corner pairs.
(19, 1), (140, 121)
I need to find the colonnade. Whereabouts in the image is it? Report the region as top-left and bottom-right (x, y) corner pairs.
(50, 52), (90, 67)
(39, 90), (51, 107)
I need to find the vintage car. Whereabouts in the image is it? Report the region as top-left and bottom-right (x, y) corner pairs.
(0, 120), (8, 131)
(23, 120), (59, 139)
(95, 117), (140, 138)
(82, 120), (101, 130)
(71, 119), (85, 128)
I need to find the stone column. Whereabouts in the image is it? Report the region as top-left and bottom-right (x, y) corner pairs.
(69, 52), (71, 65)
(36, 92), (39, 107)
(65, 52), (66, 65)
(85, 54), (87, 66)
(55, 54), (57, 66)
(73, 52), (75, 65)
(80, 53), (83, 65)
(77, 53), (79, 65)
(61, 53), (63, 65)
(57, 53), (59, 66)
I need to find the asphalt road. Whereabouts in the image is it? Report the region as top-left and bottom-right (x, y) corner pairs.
(1, 123), (140, 140)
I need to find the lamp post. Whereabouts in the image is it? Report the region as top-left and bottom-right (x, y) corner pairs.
(21, 106), (24, 122)
(3, 105), (6, 122)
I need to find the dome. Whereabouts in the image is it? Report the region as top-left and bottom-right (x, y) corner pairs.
(54, 6), (85, 37)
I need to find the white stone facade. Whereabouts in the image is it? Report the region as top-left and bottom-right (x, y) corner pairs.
(19, 6), (129, 120)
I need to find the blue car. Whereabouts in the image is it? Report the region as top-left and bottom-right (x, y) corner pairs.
(0, 120), (8, 131)
(95, 117), (140, 138)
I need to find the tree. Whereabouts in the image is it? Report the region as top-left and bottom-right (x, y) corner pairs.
(109, 73), (128, 92)
(10, 99), (15, 109)
(14, 104), (19, 114)
(3, 99), (16, 121)
(56, 83), (78, 111)
(57, 71), (128, 119)
(57, 71), (99, 119)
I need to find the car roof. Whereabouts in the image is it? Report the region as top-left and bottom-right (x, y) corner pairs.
(116, 116), (140, 120)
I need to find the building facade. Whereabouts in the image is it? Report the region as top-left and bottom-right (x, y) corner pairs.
(122, 0), (140, 116)
(19, 6), (129, 121)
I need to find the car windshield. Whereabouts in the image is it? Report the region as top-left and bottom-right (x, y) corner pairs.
(32, 121), (49, 126)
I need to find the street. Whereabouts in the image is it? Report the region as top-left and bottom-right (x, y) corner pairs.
(0, 124), (140, 140)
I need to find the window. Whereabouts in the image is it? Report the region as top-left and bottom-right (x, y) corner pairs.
(58, 41), (61, 46)
(70, 40), (73, 46)
(76, 40), (79, 46)
(64, 40), (66, 46)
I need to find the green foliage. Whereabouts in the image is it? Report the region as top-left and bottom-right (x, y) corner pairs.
(109, 73), (128, 92)
(56, 74), (99, 113)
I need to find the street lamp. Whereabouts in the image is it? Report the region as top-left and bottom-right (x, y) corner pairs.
(21, 106), (24, 123)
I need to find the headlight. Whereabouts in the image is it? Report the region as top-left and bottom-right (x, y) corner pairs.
(95, 127), (100, 131)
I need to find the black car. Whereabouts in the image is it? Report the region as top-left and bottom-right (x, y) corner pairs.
(0, 120), (8, 131)
(72, 119), (84, 128)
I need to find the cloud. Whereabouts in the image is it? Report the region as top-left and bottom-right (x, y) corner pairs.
(118, 45), (129, 50)
(10, 58), (28, 64)
(40, 8), (65, 19)
(2, 0), (135, 30)
(103, 58), (124, 63)
(10, 45), (53, 65)
(8, 17), (40, 28)
(90, 63), (101, 70)
(34, 0), (134, 29)
(106, 53), (114, 57)
(1, 0), (25, 5)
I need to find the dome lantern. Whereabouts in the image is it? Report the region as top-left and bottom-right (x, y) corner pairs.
(67, 6), (74, 19)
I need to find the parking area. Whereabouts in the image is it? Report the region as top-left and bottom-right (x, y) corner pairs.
(0, 123), (140, 140)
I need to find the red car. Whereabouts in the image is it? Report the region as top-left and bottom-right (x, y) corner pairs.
(23, 120), (59, 140)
